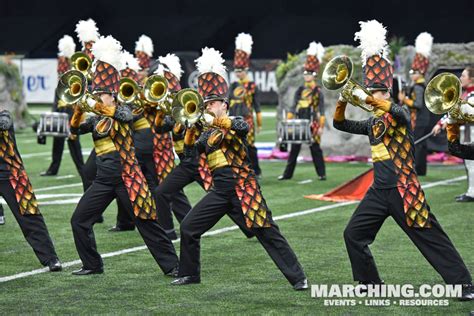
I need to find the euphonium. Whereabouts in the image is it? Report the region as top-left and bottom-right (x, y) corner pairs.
(70, 52), (92, 81)
(171, 88), (205, 126)
(322, 55), (374, 112)
(143, 75), (170, 112)
(56, 70), (100, 114)
(425, 72), (474, 122)
(118, 77), (144, 108)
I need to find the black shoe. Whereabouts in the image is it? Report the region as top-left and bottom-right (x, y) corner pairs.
(72, 267), (104, 275)
(165, 265), (179, 277)
(455, 194), (474, 203)
(40, 170), (57, 176)
(171, 276), (201, 285)
(108, 225), (135, 232)
(293, 278), (309, 291)
(0, 215), (4, 225)
(278, 175), (290, 181)
(459, 284), (474, 301)
(48, 259), (62, 272)
(318, 175), (327, 181)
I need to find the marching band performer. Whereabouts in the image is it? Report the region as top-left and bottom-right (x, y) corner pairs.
(442, 67), (474, 202)
(133, 58), (191, 239)
(0, 109), (62, 271)
(333, 20), (473, 300)
(398, 32), (434, 176)
(135, 35), (154, 81)
(109, 50), (155, 232)
(229, 33), (262, 177)
(75, 18), (99, 61)
(69, 36), (178, 276)
(278, 41), (327, 181)
(171, 48), (307, 290)
(148, 54), (203, 239)
(74, 18), (101, 192)
(41, 35), (84, 177)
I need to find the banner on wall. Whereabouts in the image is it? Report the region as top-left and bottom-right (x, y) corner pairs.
(14, 55), (281, 105)
(176, 52), (281, 105)
(13, 58), (58, 104)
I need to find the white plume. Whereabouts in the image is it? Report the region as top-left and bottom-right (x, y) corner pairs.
(235, 33), (253, 54)
(158, 53), (183, 80)
(307, 41), (325, 61)
(119, 50), (140, 71)
(75, 18), (99, 43)
(135, 35), (154, 56)
(354, 19), (389, 65)
(154, 64), (165, 76)
(415, 32), (434, 57)
(195, 47), (227, 80)
(58, 35), (76, 58)
(91, 35), (123, 70)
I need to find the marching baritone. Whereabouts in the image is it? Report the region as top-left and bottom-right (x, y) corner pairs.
(332, 20), (473, 300)
(68, 35), (178, 276)
(171, 48), (307, 290)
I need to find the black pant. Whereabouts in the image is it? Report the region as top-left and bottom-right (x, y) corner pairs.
(70, 179), (178, 272)
(248, 145), (261, 176)
(414, 126), (430, 176)
(0, 180), (58, 265)
(46, 136), (84, 176)
(153, 163), (194, 237)
(81, 149), (97, 191)
(178, 186), (306, 285)
(283, 143), (326, 178)
(344, 187), (472, 284)
(154, 162), (254, 239)
(115, 153), (158, 230)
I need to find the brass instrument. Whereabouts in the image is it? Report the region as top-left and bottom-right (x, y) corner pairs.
(70, 52), (92, 81)
(143, 75), (170, 111)
(322, 55), (374, 112)
(118, 77), (145, 109)
(56, 70), (101, 114)
(171, 88), (205, 126)
(425, 72), (474, 122)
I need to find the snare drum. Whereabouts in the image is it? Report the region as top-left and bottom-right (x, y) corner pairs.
(37, 112), (70, 137)
(278, 119), (311, 144)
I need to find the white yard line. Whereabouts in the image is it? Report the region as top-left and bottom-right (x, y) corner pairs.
(35, 183), (83, 192)
(298, 179), (313, 184)
(0, 175), (466, 283)
(21, 149), (92, 159)
(54, 175), (75, 180)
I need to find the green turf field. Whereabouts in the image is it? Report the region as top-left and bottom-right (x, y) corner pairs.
(1, 106), (473, 314)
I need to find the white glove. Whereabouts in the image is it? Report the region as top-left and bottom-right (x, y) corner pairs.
(203, 113), (214, 125)
(338, 93), (346, 102)
(446, 113), (457, 125)
(352, 89), (369, 103)
(86, 97), (97, 108)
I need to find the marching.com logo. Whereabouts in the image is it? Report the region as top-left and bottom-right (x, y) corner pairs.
(311, 284), (462, 306)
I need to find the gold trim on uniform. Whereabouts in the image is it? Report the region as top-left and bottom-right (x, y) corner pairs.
(133, 117), (151, 130)
(207, 149), (229, 171)
(174, 140), (184, 154)
(94, 137), (116, 156)
(371, 143), (390, 162)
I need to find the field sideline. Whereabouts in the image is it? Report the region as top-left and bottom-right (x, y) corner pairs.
(1, 106), (473, 314)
